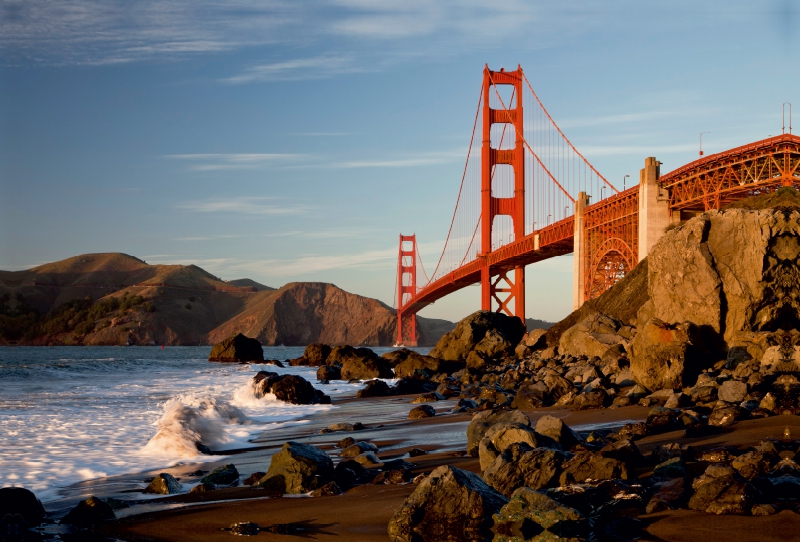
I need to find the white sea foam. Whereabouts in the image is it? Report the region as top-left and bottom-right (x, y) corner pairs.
(0, 345), (417, 502)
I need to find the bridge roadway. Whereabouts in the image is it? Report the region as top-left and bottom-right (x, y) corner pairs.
(400, 133), (800, 325)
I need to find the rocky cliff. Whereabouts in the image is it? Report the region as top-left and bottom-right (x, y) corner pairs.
(0, 253), (452, 346)
(552, 187), (800, 390)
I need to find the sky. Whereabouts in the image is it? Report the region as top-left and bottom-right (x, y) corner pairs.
(1, 0), (798, 324)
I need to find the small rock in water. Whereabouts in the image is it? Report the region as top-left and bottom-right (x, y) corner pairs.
(228, 521), (260, 536)
(408, 448), (427, 457)
(201, 464), (239, 486)
(354, 451), (383, 468)
(144, 473), (183, 494)
(60, 496), (115, 525)
(190, 482), (216, 493)
(242, 472), (266, 486)
(337, 436), (357, 449)
(408, 404), (436, 419)
(340, 441), (379, 457)
(327, 422), (354, 432)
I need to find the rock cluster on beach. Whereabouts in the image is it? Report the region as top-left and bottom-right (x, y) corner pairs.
(12, 190), (800, 541)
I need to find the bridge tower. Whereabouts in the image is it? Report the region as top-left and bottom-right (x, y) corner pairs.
(396, 234), (417, 346)
(481, 66), (526, 322)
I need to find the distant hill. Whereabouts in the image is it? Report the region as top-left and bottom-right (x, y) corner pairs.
(226, 278), (274, 292)
(526, 318), (555, 331)
(0, 253), (453, 347)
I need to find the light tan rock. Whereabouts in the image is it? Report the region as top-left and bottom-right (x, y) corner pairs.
(558, 313), (626, 359)
(630, 319), (702, 391)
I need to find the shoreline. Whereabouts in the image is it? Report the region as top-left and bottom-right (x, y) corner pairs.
(98, 407), (800, 542)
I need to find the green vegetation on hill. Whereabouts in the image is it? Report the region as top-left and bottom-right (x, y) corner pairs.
(0, 292), (155, 342)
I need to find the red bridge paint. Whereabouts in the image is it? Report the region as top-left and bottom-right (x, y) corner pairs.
(395, 65), (800, 346)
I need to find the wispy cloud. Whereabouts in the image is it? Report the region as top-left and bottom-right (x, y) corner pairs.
(176, 197), (312, 215)
(222, 54), (363, 83)
(165, 153), (302, 171)
(0, 0), (586, 68)
(328, 150), (461, 168)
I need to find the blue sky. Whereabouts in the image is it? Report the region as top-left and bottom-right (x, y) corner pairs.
(1, 1), (798, 323)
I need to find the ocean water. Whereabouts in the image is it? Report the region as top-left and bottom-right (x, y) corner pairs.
(0, 345), (420, 502)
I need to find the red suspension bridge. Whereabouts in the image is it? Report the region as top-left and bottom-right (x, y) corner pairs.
(395, 65), (800, 346)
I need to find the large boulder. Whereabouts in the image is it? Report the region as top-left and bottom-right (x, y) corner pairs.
(644, 200), (800, 350)
(466, 409), (530, 457)
(492, 487), (590, 542)
(478, 422), (552, 471)
(255, 441), (334, 494)
(430, 311), (525, 361)
(394, 352), (459, 379)
(534, 415), (582, 449)
(387, 465), (508, 542)
(629, 319), (704, 391)
(687, 464), (754, 515)
(303, 343), (331, 365)
(253, 372), (330, 404)
(208, 333), (263, 363)
(0, 487), (46, 527)
(558, 451), (630, 485)
(483, 442), (571, 496)
(559, 312), (626, 358)
(340, 356), (393, 380)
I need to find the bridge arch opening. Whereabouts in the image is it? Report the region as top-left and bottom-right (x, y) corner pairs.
(585, 237), (636, 301)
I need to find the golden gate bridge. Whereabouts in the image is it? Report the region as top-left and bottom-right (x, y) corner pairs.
(395, 65), (800, 346)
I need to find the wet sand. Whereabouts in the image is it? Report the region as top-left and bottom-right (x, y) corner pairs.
(97, 401), (800, 542)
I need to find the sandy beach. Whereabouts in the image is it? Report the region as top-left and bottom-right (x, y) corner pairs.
(85, 402), (800, 542)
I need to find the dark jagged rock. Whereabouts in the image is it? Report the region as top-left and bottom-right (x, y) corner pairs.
(200, 464), (239, 486)
(340, 356), (393, 380)
(255, 442), (334, 494)
(60, 496), (115, 525)
(356, 379), (393, 398)
(688, 464), (754, 515)
(394, 352), (461, 379)
(483, 443), (571, 496)
(0, 487), (46, 527)
(304, 343), (332, 365)
(253, 371), (330, 404)
(316, 364), (341, 381)
(208, 333), (263, 363)
(559, 452), (630, 485)
(510, 381), (550, 409)
(334, 459), (372, 488)
(144, 473), (183, 494)
(387, 465), (508, 542)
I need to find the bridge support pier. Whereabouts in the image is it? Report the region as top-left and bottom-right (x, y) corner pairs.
(637, 157), (672, 262)
(572, 191), (589, 310)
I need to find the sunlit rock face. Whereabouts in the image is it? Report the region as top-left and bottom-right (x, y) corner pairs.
(641, 204), (800, 350)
